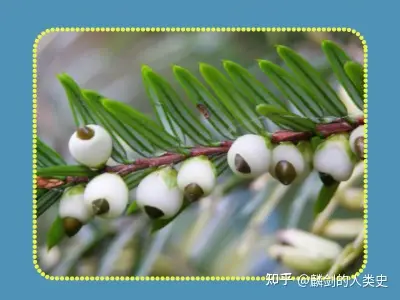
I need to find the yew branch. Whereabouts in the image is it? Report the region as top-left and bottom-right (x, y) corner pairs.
(107, 145), (232, 176)
(37, 117), (364, 190)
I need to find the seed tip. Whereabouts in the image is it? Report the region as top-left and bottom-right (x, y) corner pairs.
(77, 126), (95, 140)
(62, 217), (83, 237)
(275, 160), (297, 185)
(234, 154), (251, 174)
(144, 205), (165, 219)
(319, 172), (337, 186)
(92, 198), (110, 215)
(184, 183), (204, 202)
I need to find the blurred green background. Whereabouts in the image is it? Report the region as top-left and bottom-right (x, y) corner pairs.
(37, 31), (363, 277)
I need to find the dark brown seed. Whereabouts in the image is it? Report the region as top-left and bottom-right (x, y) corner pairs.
(355, 137), (364, 160)
(62, 217), (83, 237)
(92, 198), (110, 215)
(279, 240), (292, 246)
(77, 126), (95, 140)
(275, 160), (297, 185)
(234, 154), (251, 174)
(144, 206), (165, 219)
(184, 183), (204, 202)
(319, 172), (337, 186)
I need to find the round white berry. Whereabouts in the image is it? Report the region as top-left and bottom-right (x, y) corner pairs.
(269, 229), (342, 273)
(227, 134), (272, 178)
(83, 173), (129, 219)
(177, 156), (216, 201)
(313, 135), (355, 182)
(277, 229), (343, 260)
(68, 124), (113, 169)
(59, 184), (92, 222)
(268, 244), (333, 274)
(59, 184), (92, 237)
(270, 143), (305, 184)
(349, 125), (364, 156)
(136, 167), (184, 220)
(39, 246), (61, 270)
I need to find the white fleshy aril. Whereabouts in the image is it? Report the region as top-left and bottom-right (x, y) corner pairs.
(83, 173), (129, 219)
(272, 144), (305, 174)
(321, 218), (364, 240)
(227, 134), (272, 178)
(177, 156), (216, 200)
(338, 85), (363, 117)
(68, 124), (113, 169)
(39, 246), (61, 270)
(136, 167), (184, 219)
(270, 142), (306, 184)
(313, 135), (355, 182)
(268, 245), (334, 274)
(269, 229), (342, 274)
(349, 125), (364, 154)
(59, 184), (92, 223)
(339, 187), (364, 211)
(277, 229), (342, 260)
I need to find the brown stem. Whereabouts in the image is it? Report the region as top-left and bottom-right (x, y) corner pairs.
(37, 118), (364, 189)
(106, 145), (232, 176)
(36, 145), (231, 189)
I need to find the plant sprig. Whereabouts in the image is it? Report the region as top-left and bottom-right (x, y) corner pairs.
(37, 40), (365, 255)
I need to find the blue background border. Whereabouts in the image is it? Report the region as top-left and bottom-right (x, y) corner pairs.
(0, 0), (396, 298)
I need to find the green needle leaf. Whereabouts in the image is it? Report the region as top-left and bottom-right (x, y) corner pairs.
(277, 45), (347, 117)
(200, 63), (265, 134)
(126, 201), (139, 215)
(37, 189), (65, 217)
(321, 40), (363, 110)
(311, 136), (324, 151)
(59, 77), (129, 162)
(47, 216), (65, 250)
(37, 188), (48, 199)
(173, 65), (236, 139)
(142, 80), (186, 143)
(57, 73), (96, 127)
(37, 138), (66, 168)
(256, 104), (316, 132)
(123, 168), (156, 190)
(258, 60), (324, 118)
(314, 182), (340, 216)
(222, 60), (287, 110)
(211, 154), (229, 176)
(37, 165), (97, 178)
(102, 99), (184, 154)
(344, 61), (364, 98)
(83, 93), (154, 158)
(142, 66), (212, 146)
(81, 90), (130, 161)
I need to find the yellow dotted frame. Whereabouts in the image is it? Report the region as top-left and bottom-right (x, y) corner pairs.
(32, 27), (368, 282)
